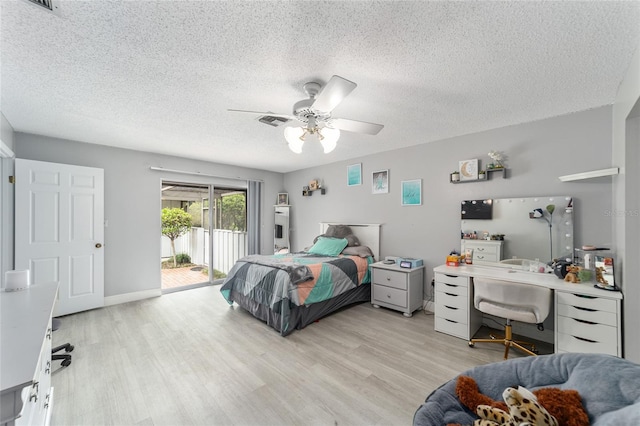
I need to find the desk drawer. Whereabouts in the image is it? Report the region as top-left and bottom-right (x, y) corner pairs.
(372, 284), (407, 308)
(556, 292), (618, 313)
(557, 303), (617, 327)
(557, 316), (617, 344)
(556, 332), (618, 356)
(435, 281), (467, 296)
(435, 302), (467, 324)
(435, 316), (468, 339)
(372, 269), (408, 290)
(435, 273), (468, 287)
(435, 291), (467, 310)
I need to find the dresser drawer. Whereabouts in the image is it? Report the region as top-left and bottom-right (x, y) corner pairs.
(372, 268), (408, 290)
(474, 253), (499, 263)
(435, 302), (467, 323)
(435, 273), (468, 287)
(435, 291), (467, 310)
(556, 292), (618, 313)
(556, 332), (618, 356)
(557, 303), (617, 327)
(372, 284), (407, 308)
(435, 280), (467, 296)
(470, 245), (499, 255)
(435, 316), (468, 339)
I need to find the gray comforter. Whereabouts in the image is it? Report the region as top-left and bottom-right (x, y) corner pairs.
(413, 353), (640, 426)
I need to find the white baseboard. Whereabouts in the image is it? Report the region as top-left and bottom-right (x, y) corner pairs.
(104, 289), (161, 307)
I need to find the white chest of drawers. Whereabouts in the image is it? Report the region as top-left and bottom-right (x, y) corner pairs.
(1, 283), (58, 426)
(370, 262), (424, 317)
(434, 272), (482, 339)
(555, 291), (622, 356)
(460, 240), (504, 264)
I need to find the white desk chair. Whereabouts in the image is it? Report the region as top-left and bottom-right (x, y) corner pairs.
(469, 277), (552, 359)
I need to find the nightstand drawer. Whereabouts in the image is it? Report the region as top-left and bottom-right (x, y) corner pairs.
(435, 281), (467, 296)
(557, 292), (617, 313)
(372, 268), (408, 290)
(557, 303), (617, 326)
(435, 316), (468, 339)
(435, 291), (467, 310)
(435, 273), (468, 287)
(372, 284), (407, 309)
(435, 302), (467, 323)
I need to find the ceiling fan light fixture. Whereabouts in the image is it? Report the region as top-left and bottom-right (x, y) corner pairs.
(319, 127), (340, 153)
(284, 126), (305, 153)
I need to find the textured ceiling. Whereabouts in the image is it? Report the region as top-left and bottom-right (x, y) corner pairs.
(1, 1), (639, 173)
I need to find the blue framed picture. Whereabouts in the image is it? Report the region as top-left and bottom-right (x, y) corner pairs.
(347, 163), (362, 186)
(401, 179), (422, 206)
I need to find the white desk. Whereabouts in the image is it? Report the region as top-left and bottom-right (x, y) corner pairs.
(1, 283), (58, 426)
(433, 264), (623, 357)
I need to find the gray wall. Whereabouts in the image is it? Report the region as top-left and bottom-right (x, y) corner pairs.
(613, 43), (640, 362)
(1, 113), (15, 151)
(284, 106), (614, 300)
(15, 134), (285, 299)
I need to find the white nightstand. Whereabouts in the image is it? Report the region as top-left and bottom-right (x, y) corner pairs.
(370, 262), (424, 317)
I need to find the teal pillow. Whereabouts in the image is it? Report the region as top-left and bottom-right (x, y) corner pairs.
(308, 237), (349, 256)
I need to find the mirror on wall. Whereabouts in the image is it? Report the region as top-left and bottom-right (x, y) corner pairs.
(274, 205), (290, 254)
(461, 196), (573, 265)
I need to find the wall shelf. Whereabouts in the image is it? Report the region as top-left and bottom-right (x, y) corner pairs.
(558, 167), (619, 182)
(450, 168), (507, 183)
(302, 188), (326, 196)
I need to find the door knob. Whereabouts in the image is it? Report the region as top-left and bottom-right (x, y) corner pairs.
(95, 243), (103, 248)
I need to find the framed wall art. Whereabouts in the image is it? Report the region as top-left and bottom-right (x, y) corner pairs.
(277, 193), (289, 205)
(372, 170), (389, 194)
(401, 179), (422, 206)
(458, 159), (479, 181)
(347, 163), (362, 186)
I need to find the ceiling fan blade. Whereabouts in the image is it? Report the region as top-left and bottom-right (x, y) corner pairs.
(228, 109), (295, 120)
(311, 75), (357, 113)
(330, 118), (384, 135)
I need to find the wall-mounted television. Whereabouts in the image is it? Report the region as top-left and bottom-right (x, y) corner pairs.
(461, 199), (493, 220)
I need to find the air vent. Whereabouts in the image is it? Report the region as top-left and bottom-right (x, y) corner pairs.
(258, 116), (291, 127)
(21, 0), (60, 14)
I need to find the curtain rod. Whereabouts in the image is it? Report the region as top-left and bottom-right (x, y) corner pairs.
(149, 166), (264, 183)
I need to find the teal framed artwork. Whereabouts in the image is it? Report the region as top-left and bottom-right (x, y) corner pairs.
(347, 163), (362, 186)
(401, 179), (422, 206)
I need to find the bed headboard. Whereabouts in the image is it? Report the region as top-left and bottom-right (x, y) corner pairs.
(319, 223), (381, 261)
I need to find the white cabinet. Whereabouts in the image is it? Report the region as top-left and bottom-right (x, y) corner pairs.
(555, 291), (622, 356)
(460, 240), (504, 264)
(1, 283), (58, 426)
(434, 273), (482, 339)
(370, 262), (424, 317)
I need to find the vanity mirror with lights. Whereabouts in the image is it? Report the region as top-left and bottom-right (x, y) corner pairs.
(274, 205), (290, 254)
(461, 196), (574, 266)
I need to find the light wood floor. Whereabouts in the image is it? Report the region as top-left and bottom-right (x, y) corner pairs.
(50, 286), (551, 426)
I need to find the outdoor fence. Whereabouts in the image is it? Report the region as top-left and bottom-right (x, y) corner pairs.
(161, 227), (247, 274)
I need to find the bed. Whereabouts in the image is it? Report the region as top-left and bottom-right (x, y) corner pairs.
(220, 223), (380, 336)
(413, 352), (640, 426)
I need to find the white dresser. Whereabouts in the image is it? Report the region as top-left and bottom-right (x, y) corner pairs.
(1, 283), (58, 426)
(370, 262), (424, 317)
(433, 264), (623, 357)
(460, 240), (504, 264)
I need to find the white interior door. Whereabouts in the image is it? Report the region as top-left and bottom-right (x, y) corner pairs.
(15, 159), (104, 316)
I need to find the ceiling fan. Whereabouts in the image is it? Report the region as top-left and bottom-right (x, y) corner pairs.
(229, 75), (384, 153)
